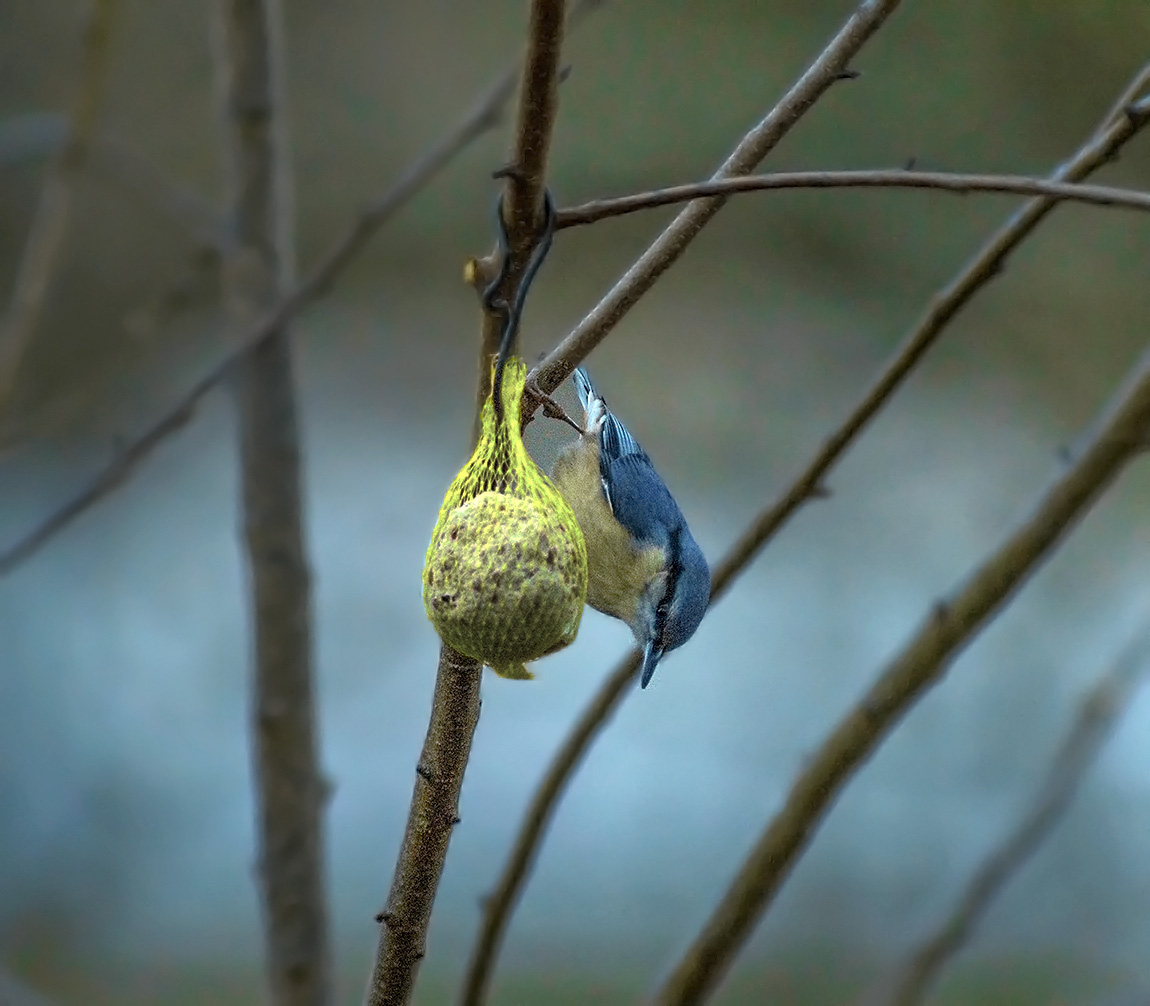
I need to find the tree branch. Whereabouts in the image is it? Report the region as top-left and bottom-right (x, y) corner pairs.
(214, 1), (329, 1004)
(0, 0), (608, 579)
(361, 646), (484, 1006)
(458, 60), (1150, 1006)
(362, 3), (571, 1005)
(554, 163), (1150, 228)
(655, 351), (1150, 1005)
(859, 622), (1150, 1006)
(0, 0), (118, 412)
(527, 0), (904, 399)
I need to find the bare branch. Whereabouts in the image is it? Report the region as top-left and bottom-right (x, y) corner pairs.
(459, 60), (1150, 1006)
(363, 3), (572, 1005)
(469, 0), (572, 423)
(859, 623), (1150, 1006)
(213, 0), (328, 1003)
(554, 163), (1150, 228)
(0, 0), (608, 579)
(656, 346), (1150, 1004)
(362, 646), (484, 1006)
(527, 0), (904, 399)
(1099, 63), (1150, 127)
(0, 0), (118, 412)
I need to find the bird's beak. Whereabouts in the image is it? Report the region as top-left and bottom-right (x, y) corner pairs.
(640, 640), (664, 689)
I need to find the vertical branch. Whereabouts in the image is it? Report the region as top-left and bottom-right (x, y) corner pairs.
(860, 623), (1150, 1006)
(214, 2), (329, 1005)
(473, 0), (569, 424)
(0, 0), (118, 411)
(363, 646), (483, 1006)
(363, 4), (568, 1006)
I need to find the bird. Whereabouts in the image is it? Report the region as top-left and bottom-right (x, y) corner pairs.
(551, 367), (710, 688)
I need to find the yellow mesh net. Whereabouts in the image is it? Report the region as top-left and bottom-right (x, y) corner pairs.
(423, 359), (588, 679)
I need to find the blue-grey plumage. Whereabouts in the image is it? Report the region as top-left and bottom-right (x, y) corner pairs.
(551, 367), (710, 688)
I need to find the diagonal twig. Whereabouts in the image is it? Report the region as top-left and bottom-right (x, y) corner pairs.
(362, 3), (572, 1005)
(460, 59), (1150, 1006)
(654, 376), (1150, 1002)
(527, 0), (906, 399)
(0, 0), (608, 580)
(213, 0), (329, 1004)
(858, 621), (1150, 1006)
(554, 165), (1150, 227)
(0, 0), (119, 412)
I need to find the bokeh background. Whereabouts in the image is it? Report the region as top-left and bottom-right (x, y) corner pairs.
(2, 1), (1150, 1003)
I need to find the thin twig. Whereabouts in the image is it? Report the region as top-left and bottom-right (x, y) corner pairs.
(214, 1), (328, 1004)
(0, 0), (118, 412)
(460, 61), (1150, 1006)
(555, 166), (1150, 228)
(858, 623), (1150, 1006)
(527, 0), (905, 399)
(1099, 63), (1150, 127)
(362, 4), (571, 1005)
(655, 352), (1150, 1005)
(0, 0), (608, 579)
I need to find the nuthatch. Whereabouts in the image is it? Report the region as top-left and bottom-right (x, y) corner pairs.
(552, 368), (710, 688)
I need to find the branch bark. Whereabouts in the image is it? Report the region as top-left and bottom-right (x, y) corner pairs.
(0, 0), (118, 412)
(859, 622), (1150, 1006)
(528, 0), (905, 398)
(0, 0), (607, 579)
(554, 163), (1150, 228)
(214, 1), (329, 1004)
(362, 3), (570, 1005)
(458, 60), (1150, 1006)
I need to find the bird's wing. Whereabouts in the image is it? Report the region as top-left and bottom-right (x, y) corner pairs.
(604, 453), (683, 548)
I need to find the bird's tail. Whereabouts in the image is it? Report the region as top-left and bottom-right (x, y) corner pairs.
(573, 366), (598, 412)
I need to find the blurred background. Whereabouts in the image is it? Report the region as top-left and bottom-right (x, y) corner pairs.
(2, 1), (1150, 1003)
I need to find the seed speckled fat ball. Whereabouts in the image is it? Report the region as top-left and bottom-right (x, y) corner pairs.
(422, 358), (588, 679)
(424, 492), (585, 678)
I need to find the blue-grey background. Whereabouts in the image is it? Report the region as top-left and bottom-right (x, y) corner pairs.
(2, 1), (1150, 1003)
